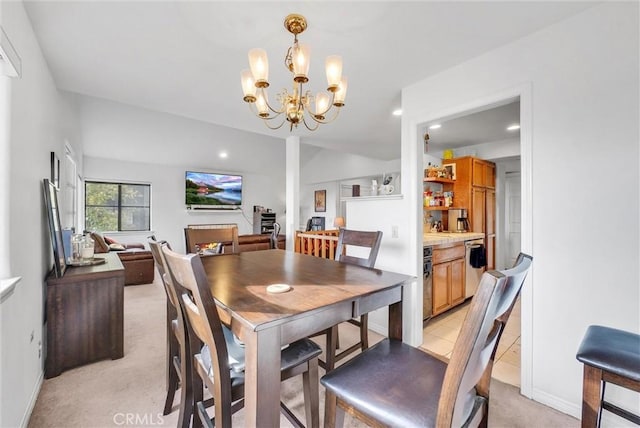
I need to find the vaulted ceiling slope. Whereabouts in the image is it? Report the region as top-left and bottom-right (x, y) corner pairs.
(24, 1), (595, 160)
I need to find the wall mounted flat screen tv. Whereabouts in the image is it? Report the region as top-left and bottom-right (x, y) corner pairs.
(185, 171), (243, 209)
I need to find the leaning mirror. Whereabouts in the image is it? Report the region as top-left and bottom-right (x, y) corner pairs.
(43, 178), (66, 278)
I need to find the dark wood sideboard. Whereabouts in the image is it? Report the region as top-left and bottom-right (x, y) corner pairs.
(45, 252), (125, 378)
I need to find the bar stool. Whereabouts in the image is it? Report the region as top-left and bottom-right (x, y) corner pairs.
(576, 325), (640, 427)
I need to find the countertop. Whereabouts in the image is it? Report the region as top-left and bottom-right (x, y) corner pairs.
(423, 232), (485, 246)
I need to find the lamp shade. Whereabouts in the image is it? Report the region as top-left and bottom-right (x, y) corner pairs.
(241, 69), (256, 101)
(325, 55), (343, 91)
(315, 92), (329, 116)
(256, 93), (268, 116)
(334, 77), (348, 106)
(248, 48), (269, 87)
(292, 43), (310, 82)
(333, 217), (345, 228)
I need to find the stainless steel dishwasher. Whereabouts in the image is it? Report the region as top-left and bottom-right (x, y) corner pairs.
(465, 239), (485, 298)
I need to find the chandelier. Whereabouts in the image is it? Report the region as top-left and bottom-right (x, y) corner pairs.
(240, 14), (347, 132)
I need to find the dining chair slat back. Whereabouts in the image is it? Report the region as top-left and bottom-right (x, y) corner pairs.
(148, 238), (192, 428)
(335, 229), (383, 268)
(184, 225), (240, 254)
(161, 246), (235, 428)
(327, 229), (383, 370)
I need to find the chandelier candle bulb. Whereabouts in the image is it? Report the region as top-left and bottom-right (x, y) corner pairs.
(325, 55), (343, 90)
(256, 94), (269, 116)
(334, 77), (348, 106)
(241, 69), (257, 102)
(248, 48), (269, 87)
(292, 43), (310, 82)
(315, 92), (329, 117)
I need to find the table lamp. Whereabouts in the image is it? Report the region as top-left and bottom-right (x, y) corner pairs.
(334, 217), (345, 229)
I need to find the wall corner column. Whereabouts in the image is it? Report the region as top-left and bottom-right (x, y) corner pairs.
(285, 136), (300, 251)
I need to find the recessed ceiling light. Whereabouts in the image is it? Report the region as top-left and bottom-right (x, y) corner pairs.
(507, 124), (520, 131)
(219, 152), (228, 158)
(429, 124), (441, 130)
(392, 109), (402, 116)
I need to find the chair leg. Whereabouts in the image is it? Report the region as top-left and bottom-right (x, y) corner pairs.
(359, 314), (369, 351)
(324, 326), (339, 372)
(302, 358), (319, 428)
(324, 390), (338, 428)
(581, 364), (603, 428)
(163, 333), (180, 415)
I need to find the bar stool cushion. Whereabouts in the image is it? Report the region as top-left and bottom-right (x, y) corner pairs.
(576, 325), (640, 382)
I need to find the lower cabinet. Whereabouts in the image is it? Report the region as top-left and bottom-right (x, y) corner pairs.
(432, 243), (466, 316)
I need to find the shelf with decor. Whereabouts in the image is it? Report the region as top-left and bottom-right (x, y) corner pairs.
(424, 206), (449, 211)
(424, 177), (455, 185)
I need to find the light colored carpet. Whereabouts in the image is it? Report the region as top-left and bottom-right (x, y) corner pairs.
(28, 277), (578, 428)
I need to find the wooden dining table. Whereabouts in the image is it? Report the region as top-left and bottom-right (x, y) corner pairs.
(199, 249), (413, 428)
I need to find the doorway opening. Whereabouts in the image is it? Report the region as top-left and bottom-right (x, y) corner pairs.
(419, 95), (527, 389)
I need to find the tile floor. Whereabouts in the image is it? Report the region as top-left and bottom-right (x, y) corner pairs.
(421, 297), (522, 387)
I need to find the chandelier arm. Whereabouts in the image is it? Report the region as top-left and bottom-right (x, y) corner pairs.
(307, 105), (342, 125)
(247, 102), (285, 122)
(257, 88), (287, 115)
(314, 90), (337, 117)
(301, 115), (321, 132)
(262, 118), (287, 130)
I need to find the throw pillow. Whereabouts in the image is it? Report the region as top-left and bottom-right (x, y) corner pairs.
(91, 232), (110, 253)
(104, 236), (117, 245)
(108, 243), (126, 251)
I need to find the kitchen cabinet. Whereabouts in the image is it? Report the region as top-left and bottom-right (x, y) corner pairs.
(432, 242), (465, 316)
(446, 156), (496, 268)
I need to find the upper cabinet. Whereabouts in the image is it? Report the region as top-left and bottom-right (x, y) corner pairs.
(443, 156), (496, 270)
(471, 158), (496, 189)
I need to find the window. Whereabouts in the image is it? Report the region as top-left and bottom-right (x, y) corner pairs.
(85, 181), (150, 232)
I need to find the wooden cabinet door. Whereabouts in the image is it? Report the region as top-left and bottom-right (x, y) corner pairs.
(471, 187), (486, 233)
(450, 257), (465, 306)
(432, 262), (451, 315)
(472, 159), (485, 187)
(485, 163), (496, 188)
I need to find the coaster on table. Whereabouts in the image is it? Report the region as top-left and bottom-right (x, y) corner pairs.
(266, 283), (291, 294)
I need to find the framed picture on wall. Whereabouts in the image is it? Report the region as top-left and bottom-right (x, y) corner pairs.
(314, 190), (326, 212)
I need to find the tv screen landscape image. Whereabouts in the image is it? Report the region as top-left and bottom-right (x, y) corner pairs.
(185, 171), (243, 208)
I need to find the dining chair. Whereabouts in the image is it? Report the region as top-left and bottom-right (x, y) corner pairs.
(321, 253), (532, 428)
(270, 222), (281, 249)
(148, 238), (192, 428)
(321, 229), (383, 371)
(161, 245), (322, 428)
(184, 224), (240, 254)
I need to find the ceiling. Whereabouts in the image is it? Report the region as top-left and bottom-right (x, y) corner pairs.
(23, 1), (594, 161)
(425, 100), (520, 151)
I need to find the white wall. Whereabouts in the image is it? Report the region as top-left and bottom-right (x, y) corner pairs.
(76, 95), (288, 249)
(403, 2), (638, 421)
(299, 146), (401, 230)
(1, 2), (83, 427)
(84, 157), (284, 253)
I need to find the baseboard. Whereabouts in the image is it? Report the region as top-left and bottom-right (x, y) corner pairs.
(368, 319), (388, 338)
(20, 369), (43, 428)
(531, 386), (581, 420)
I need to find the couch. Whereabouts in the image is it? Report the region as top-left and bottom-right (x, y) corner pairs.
(90, 232), (155, 286)
(238, 234), (286, 252)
